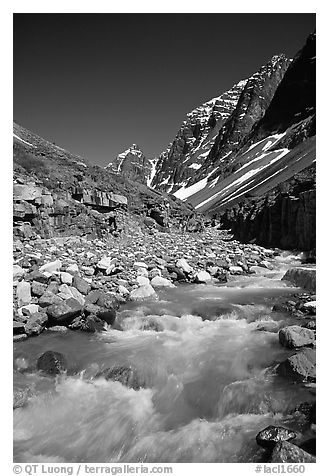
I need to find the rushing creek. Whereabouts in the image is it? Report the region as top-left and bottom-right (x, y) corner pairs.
(13, 252), (315, 463)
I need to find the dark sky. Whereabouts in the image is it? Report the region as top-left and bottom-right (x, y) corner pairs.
(13, 13), (315, 167)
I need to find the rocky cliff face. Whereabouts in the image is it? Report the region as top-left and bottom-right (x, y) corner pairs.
(170, 33), (316, 251)
(13, 124), (193, 240)
(152, 79), (247, 192)
(152, 55), (290, 194)
(105, 144), (155, 186)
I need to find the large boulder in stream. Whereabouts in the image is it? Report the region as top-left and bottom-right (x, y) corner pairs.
(69, 314), (106, 332)
(96, 365), (147, 390)
(282, 267), (316, 293)
(37, 351), (67, 375)
(279, 325), (315, 349)
(270, 441), (315, 463)
(129, 284), (157, 301)
(277, 348), (316, 382)
(256, 425), (297, 450)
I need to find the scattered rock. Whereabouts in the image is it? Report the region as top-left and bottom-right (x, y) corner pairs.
(150, 276), (175, 287)
(16, 281), (31, 307)
(176, 258), (193, 274)
(229, 266), (244, 275)
(130, 284), (157, 301)
(279, 325), (315, 349)
(38, 291), (63, 308)
(39, 259), (62, 274)
(277, 348), (316, 382)
(282, 267), (316, 293)
(37, 351), (67, 375)
(60, 272), (73, 285)
(46, 298), (82, 323)
(72, 276), (91, 295)
(13, 265), (25, 279)
(97, 365), (147, 390)
(270, 441), (315, 463)
(24, 312), (48, 336)
(194, 270), (212, 284)
(69, 314), (105, 332)
(13, 321), (25, 334)
(256, 425), (297, 450)
(13, 334), (28, 342)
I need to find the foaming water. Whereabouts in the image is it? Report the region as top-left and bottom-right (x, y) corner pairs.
(13, 254), (313, 462)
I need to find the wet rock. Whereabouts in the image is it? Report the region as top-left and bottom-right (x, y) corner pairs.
(299, 438), (316, 456)
(150, 276), (175, 287)
(256, 425), (297, 450)
(130, 284), (157, 301)
(294, 401), (316, 424)
(97, 308), (116, 325)
(13, 334), (28, 342)
(97, 365), (146, 390)
(94, 292), (119, 310)
(194, 270), (212, 284)
(270, 441), (315, 463)
(279, 325), (315, 349)
(282, 267), (316, 293)
(16, 281), (31, 307)
(72, 276), (91, 295)
(13, 321), (25, 334)
(13, 389), (32, 409)
(302, 301), (316, 315)
(256, 321), (280, 333)
(39, 259), (62, 274)
(69, 314), (105, 332)
(47, 326), (68, 332)
(46, 298), (82, 323)
(277, 348), (316, 382)
(24, 312), (48, 336)
(37, 351), (67, 375)
(166, 266), (187, 282)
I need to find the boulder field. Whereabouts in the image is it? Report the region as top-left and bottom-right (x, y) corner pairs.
(13, 224), (285, 340)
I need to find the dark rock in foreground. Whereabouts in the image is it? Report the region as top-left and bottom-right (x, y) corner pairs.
(37, 350), (67, 375)
(277, 348), (316, 382)
(256, 425), (297, 450)
(270, 441), (315, 463)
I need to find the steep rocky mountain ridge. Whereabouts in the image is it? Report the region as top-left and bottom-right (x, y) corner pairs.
(179, 33), (316, 251)
(151, 79), (248, 193)
(105, 144), (155, 186)
(152, 54), (291, 194)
